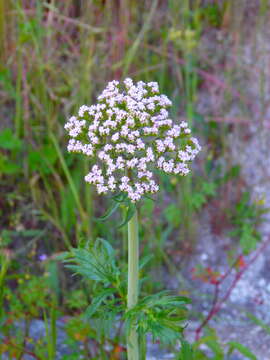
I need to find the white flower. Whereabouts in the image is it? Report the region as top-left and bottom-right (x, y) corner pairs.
(65, 79), (201, 202)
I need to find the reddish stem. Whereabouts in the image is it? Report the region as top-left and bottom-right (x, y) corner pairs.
(195, 238), (270, 341)
(4, 338), (42, 360)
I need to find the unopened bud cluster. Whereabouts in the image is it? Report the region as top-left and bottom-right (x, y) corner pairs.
(65, 79), (201, 202)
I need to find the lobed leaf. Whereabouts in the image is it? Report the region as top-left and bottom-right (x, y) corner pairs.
(85, 288), (115, 318)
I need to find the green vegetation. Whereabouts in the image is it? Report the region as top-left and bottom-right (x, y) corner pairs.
(0, 1), (269, 359)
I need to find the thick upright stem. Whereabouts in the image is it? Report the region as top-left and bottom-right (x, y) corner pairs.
(127, 208), (139, 360)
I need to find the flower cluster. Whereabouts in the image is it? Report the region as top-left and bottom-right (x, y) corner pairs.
(65, 79), (201, 202)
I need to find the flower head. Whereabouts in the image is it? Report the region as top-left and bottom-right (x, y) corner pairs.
(65, 79), (201, 202)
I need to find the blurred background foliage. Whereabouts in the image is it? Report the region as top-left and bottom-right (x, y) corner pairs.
(0, 0), (269, 358)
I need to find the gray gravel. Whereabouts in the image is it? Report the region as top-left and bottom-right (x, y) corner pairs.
(185, 20), (270, 360)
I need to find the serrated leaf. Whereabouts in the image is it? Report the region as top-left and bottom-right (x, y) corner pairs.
(124, 291), (190, 345)
(64, 238), (119, 284)
(99, 237), (115, 258)
(85, 288), (115, 318)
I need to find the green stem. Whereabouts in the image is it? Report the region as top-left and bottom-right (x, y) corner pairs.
(127, 208), (139, 360)
(0, 255), (9, 321)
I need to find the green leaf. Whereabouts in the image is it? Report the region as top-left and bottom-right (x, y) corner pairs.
(99, 238), (115, 258)
(0, 128), (22, 150)
(17, 229), (44, 237)
(112, 192), (127, 203)
(124, 291), (190, 345)
(143, 194), (155, 202)
(0, 67), (16, 98)
(191, 192), (206, 210)
(0, 153), (21, 175)
(246, 312), (270, 335)
(139, 254), (154, 270)
(0, 230), (13, 246)
(46, 261), (60, 300)
(227, 341), (257, 360)
(240, 223), (258, 255)
(95, 200), (120, 222)
(85, 288), (115, 318)
(140, 198), (155, 218)
(195, 331), (224, 359)
(60, 186), (76, 232)
(64, 238), (119, 284)
(164, 203), (181, 227)
(54, 252), (70, 261)
(206, 339), (224, 359)
(201, 182), (217, 197)
(28, 144), (58, 175)
(66, 290), (88, 310)
(177, 340), (194, 360)
(224, 165), (240, 181)
(117, 202), (136, 228)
